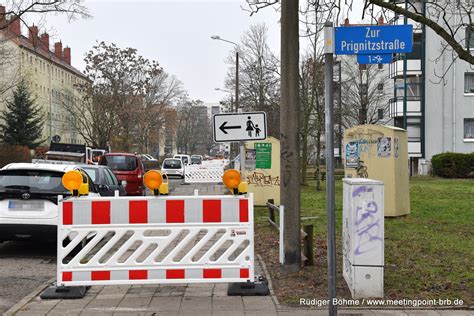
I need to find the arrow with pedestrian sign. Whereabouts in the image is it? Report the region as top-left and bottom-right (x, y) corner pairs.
(213, 112), (267, 143)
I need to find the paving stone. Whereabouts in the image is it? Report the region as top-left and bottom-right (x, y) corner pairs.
(148, 297), (182, 312)
(117, 296), (152, 309)
(211, 296), (244, 311)
(403, 311), (441, 316)
(48, 310), (82, 316)
(212, 311), (245, 316)
(365, 310), (408, 315)
(85, 298), (122, 309)
(80, 309), (115, 316)
(94, 293), (127, 300)
(19, 300), (59, 312)
(184, 289), (213, 297)
(97, 285), (130, 295)
(50, 297), (93, 311)
(437, 311), (473, 316)
(180, 297), (212, 311)
(277, 311), (325, 316)
(339, 310), (377, 316)
(15, 312), (48, 316)
(242, 296), (276, 311)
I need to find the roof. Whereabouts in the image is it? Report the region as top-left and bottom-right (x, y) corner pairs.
(7, 33), (88, 80)
(1, 162), (80, 173)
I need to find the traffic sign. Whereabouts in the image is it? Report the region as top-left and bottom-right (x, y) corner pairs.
(213, 112), (267, 143)
(335, 25), (413, 55)
(357, 54), (393, 64)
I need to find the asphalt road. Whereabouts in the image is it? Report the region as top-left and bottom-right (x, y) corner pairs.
(0, 177), (185, 314)
(0, 240), (56, 314)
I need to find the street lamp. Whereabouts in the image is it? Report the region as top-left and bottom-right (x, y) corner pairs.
(211, 35), (242, 170)
(210, 35), (239, 113)
(215, 88), (234, 159)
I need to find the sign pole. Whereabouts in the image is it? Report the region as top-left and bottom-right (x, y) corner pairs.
(324, 21), (337, 316)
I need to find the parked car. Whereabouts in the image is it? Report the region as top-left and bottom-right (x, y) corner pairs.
(139, 154), (157, 162)
(81, 165), (127, 197)
(161, 158), (184, 178)
(173, 154), (190, 166)
(190, 155), (203, 165)
(0, 163), (99, 242)
(99, 153), (145, 196)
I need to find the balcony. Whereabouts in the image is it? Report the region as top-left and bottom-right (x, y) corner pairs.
(389, 97), (422, 118)
(408, 141), (422, 157)
(389, 59), (422, 78)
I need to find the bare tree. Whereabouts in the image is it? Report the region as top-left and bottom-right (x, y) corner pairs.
(365, 0), (473, 65)
(225, 23), (281, 137)
(0, 0), (89, 30)
(340, 57), (392, 128)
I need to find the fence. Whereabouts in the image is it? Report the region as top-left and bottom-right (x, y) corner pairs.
(266, 199), (314, 266)
(184, 164), (224, 184)
(57, 194), (254, 286)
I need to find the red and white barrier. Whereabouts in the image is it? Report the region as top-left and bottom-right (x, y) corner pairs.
(57, 194), (254, 286)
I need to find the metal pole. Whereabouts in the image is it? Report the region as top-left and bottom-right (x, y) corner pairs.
(235, 51), (239, 112)
(338, 61), (342, 168)
(324, 21), (337, 316)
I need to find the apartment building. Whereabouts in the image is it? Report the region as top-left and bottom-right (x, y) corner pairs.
(388, 1), (474, 174)
(0, 6), (88, 145)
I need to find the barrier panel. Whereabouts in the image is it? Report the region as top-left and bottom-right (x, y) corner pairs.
(184, 164), (224, 184)
(57, 194), (254, 287)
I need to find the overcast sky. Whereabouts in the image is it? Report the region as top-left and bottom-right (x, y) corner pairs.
(28, 0), (280, 103)
(24, 1), (369, 103)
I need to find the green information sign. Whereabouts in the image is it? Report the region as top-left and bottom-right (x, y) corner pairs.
(255, 143), (272, 169)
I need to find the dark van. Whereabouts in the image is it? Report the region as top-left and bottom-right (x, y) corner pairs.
(99, 153), (145, 196)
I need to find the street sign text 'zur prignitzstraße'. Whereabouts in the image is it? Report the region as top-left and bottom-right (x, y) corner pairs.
(213, 112), (267, 143)
(335, 24), (413, 64)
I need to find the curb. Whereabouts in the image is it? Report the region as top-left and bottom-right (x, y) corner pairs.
(4, 277), (55, 316)
(256, 253), (282, 309)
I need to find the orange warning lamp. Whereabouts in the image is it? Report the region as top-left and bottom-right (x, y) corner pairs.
(62, 170), (83, 196)
(223, 169), (241, 195)
(144, 170), (163, 196)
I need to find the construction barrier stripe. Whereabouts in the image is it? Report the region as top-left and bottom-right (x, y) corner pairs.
(63, 198), (249, 225)
(61, 268), (250, 282)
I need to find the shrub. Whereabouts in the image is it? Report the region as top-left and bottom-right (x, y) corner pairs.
(431, 152), (474, 178)
(0, 144), (32, 168)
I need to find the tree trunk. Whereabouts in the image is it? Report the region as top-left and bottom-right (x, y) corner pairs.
(280, 0), (301, 273)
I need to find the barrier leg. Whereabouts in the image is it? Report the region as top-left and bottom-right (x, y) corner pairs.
(227, 275), (270, 296)
(40, 284), (87, 299)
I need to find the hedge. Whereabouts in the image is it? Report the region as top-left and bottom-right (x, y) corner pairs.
(431, 152), (474, 178)
(0, 144), (32, 168)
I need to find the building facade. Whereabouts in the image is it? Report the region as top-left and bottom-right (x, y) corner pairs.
(388, 1), (474, 174)
(0, 6), (88, 145)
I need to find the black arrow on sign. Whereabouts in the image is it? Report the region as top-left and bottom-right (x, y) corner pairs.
(219, 121), (241, 134)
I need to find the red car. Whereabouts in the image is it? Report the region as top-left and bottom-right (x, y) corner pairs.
(99, 153), (145, 196)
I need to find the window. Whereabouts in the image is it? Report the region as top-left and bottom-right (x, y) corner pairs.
(464, 119), (474, 139)
(465, 72), (474, 94)
(466, 25), (474, 49)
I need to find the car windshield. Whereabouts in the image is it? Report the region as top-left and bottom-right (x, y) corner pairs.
(0, 169), (67, 193)
(103, 155), (137, 171)
(182, 157), (189, 164)
(163, 159), (182, 169)
(191, 156), (201, 163)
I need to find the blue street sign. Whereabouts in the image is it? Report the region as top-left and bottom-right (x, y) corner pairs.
(357, 54), (393, 64)
(335, 25), (413, 55)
